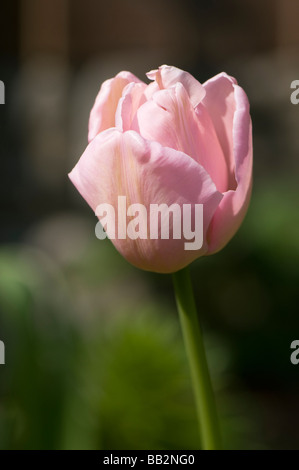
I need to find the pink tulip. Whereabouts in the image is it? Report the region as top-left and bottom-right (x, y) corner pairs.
(69, 65), (252, 273)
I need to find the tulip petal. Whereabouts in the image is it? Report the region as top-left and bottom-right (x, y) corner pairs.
(115, 82), (147, 131)
(88, 71), (142, 142)
(147, 65), (206, 108)
(69, 129), (223, 273)
(133, 82), (229, 193)
(202, 72), (238, 190)
(206, 82), (253, 253)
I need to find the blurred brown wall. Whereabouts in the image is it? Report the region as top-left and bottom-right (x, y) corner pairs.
(0, 0), (297, 63)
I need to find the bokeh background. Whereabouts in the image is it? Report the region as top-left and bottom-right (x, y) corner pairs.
(1, 0), (299, 450)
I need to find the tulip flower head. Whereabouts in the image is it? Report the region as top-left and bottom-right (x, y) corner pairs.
(69, 65), (252, 273)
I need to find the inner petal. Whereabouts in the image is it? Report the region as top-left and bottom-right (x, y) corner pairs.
(146, 65), (206, 107)
(115, 82), (147, 131)
(88, 71), (142, 142)
(132, 82), (229, 193)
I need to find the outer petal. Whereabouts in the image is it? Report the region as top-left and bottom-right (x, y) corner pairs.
(133, 82), (228, 193)
(146, 65), (206, 108)
(202, 72), (238, 191)
(88, 71), (142, 142)
(206, 80), (253, 254)
(69, 129), (223, 273)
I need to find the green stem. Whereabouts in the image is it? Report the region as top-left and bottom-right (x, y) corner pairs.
(172, 267), (221, 450)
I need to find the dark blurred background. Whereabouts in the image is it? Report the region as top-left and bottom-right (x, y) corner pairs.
(1, 0), (299, 450)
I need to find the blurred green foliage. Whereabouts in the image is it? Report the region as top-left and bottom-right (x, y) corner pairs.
(0, 179), (299, 449)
